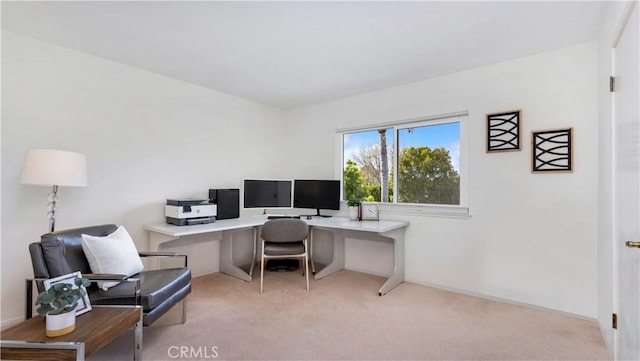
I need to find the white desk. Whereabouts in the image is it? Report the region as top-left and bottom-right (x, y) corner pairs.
(144, 217), (265, 282)
(143, 216), (409, 295)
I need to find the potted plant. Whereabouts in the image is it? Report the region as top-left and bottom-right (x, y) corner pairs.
(347, 199), (361, 221)
(35, 277), (91, 337)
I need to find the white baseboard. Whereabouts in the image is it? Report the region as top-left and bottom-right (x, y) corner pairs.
(1, 316), (25, 330)
(406, 278), (597, 322)
(344, 266), (390, 278)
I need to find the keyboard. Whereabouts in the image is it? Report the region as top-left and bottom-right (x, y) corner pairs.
(267, 215), (301, 219)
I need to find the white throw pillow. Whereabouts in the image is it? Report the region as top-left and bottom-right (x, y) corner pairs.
(81, 226), (144, 290)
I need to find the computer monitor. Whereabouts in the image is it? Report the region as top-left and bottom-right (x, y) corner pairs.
(243, 179), (292, 209)
(293, 179), (341, 217)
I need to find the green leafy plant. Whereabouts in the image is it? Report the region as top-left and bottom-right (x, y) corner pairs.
(347, 199), (361, 207)
(35, 277), (91, 316)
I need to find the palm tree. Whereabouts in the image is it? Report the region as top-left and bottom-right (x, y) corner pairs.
(378, 129), (389, 202)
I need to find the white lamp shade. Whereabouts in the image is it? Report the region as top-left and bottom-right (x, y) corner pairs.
(21, 149), (88, 187)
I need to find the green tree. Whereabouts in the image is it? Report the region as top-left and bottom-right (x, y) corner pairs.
(353, 137), (394, 202)
(397, 146), (459, 204)
(354, 144), (383, 186)
(363, 184), (380, 202)
(343, 159), (366, 201)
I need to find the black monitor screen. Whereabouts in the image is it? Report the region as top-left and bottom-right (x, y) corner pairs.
(293, 180), (341, 211)
(243, 179), (292, 208)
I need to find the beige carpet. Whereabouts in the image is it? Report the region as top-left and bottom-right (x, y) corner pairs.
(89, 270), (609, 360)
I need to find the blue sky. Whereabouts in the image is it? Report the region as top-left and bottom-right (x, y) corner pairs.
(343, 122), (460, 171)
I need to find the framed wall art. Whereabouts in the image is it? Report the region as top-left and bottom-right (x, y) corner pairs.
(360, 202), (379, 221)
(486, 110), (521, 152)
(531, 128), (573, 173)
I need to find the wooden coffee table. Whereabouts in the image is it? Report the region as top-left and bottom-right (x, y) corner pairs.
(1, 305), (142, 361)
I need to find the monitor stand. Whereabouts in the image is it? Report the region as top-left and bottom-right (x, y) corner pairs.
(315, 209), (332, 218)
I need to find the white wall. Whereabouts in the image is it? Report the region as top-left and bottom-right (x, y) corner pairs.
(596, 1), (637, 356)
(1, 31), (285, 325)
(286, 41), (599, 318)
(1, 30), (602, 326)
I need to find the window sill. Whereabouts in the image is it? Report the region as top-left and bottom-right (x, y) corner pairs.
(378, 202), (471, 219)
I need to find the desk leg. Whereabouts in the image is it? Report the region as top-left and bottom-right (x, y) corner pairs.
(248, 227), (257, 278)
(134, 312), (143, 361)
(148, 232), (177, 269)
(220, 229), (252, 282)
(378, 227), (405, 296)
(148, 232), (177, 252)
(314, 228), (345, 280)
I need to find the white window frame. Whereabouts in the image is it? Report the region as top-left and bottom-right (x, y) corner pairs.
(336, 111), (470, 218)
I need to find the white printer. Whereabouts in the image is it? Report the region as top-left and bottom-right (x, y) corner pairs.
(165, 198), (217, 226)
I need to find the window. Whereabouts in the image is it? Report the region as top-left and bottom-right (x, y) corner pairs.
(341, 113), (465, 207)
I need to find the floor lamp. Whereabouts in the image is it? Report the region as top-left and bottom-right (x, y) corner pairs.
(20, 149), (88, 232)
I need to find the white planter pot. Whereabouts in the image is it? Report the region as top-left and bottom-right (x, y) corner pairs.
(348, 206), (359, 221)
(46, 311), (76, 337)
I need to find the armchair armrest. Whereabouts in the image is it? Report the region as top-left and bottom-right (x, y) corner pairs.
(82, 273), (128, 281)
(81, 276), (141, 302)
(25, 275), (140, 320)
(138, 251), (188, 267)
(138, 251), (179, 257)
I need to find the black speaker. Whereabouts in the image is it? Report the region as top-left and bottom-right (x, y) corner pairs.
(209, 189), (239, 220)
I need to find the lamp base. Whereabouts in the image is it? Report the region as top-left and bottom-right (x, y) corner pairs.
(47, 185), (59, 233)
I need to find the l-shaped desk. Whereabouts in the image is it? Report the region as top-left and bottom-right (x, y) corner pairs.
(143, 216), (409, 295)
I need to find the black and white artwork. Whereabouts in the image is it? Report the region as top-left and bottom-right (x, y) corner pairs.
(486, 110), (521, 152)
(531, 128), (573, 173)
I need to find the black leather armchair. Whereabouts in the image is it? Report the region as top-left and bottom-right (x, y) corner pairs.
(26, 224), (191, 326)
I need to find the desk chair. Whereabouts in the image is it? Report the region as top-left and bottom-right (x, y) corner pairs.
(260, 218), (309, 294)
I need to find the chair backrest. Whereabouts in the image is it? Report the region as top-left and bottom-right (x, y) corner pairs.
(261, 219), (308, 243)
(29, 224), (118, 280)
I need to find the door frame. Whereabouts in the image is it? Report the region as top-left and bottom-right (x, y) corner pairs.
(611, 1), (639, 359)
